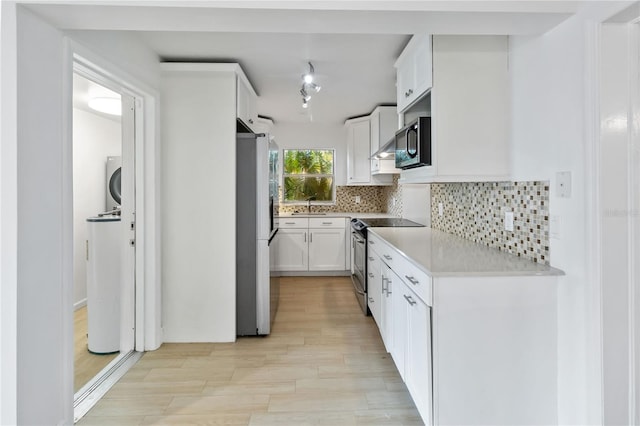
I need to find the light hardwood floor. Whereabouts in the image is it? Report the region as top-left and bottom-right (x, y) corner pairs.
(78, 277), (422, 425)
(75, 306), (119, 392)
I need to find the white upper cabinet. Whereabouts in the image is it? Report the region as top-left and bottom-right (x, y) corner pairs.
(345, 113), (394, 186)
(395, 35), (433, 113)
(399, 35), (510, 183)
(237, 72), (258, 131)
(252, 117), (274, 135)
(370, 106), (400, 175)
(346, 117), (371, 184)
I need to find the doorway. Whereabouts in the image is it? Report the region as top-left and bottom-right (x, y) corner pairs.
(71, 72), (124, 391)
(71, 63), (138, 421)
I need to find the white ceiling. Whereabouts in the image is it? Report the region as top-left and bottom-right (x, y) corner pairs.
(73, 73), (122, 123)
(29, 1), (627, 125)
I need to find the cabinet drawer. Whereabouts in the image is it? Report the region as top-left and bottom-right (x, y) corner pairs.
(368, 233), (397, 270)
(279, 217), (309, 228)
(309, 217), (345, 228)
(395, 255), (432, 306)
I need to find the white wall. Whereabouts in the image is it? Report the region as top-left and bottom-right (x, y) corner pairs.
(600, 22), (638, 426)
(509, 6), (622, 423)
(72, 107), (121, 308)
(161, 69), (237, 342)
(15, 6), (71, 424)
(273, 122), (347, 185)
(0, 2), (18, 424)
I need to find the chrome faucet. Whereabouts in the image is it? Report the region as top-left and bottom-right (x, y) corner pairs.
(307, 196), (317, 214)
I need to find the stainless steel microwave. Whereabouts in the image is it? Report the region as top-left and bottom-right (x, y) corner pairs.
(395, 117), (432, 169)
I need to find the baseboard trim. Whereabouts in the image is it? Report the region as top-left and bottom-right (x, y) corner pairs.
(278, 271), (350, 277)
(74, 298), (87, 311)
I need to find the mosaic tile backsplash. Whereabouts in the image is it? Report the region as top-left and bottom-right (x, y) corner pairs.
(279, 185), (385, 214)
(430, 181), (550, 264)
(381, 175), (403, 217)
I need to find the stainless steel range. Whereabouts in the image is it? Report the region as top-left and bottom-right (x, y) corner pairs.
(350, 217), (424, 315)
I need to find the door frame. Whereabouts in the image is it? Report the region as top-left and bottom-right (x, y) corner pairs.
(63, 37), (161, 376)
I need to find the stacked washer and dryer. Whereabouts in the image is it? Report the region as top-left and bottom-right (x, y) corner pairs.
(85, 156), (122, 354)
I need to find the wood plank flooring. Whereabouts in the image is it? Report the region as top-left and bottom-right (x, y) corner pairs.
(78, 277), (423, 425)
(75, 306), (119, 392)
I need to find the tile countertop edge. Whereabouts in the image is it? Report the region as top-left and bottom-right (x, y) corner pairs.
(368, 227), (565, 278)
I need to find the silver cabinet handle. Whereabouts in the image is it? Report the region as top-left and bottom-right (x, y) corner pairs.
(310, 233), (313, 243)
(368, 257), (375, 261)
(403, 294), (416, 306)
(322, 222), (332, 225)
(405, 275), (419, 285)
(383, 254), (392, 261)
(404, 89), (414, 98)
(368, 272), (374, 278)
(369, 240), (375, 245)
(285, 222), (296, 225)
(368, 297), (374, 303)
(304, 232), (307, 242)
(381, 277), (387, 294)
(248, 118), (254, 124)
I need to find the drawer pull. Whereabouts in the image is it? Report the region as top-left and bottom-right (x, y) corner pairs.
(405, 275), (419, 285)
(368, 257), (375, 261)
(284, 222), (296, 225)
(383, 254), (392, 261)
(369, 240), (375, 244)
(403, 294), (417, 306)
(369, 297), (375, 303)
(368, 272), (374, 278)
(321, 222), (332, 225)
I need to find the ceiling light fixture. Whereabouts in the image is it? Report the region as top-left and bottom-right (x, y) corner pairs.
(88, 97), (122, 116)
(300, 62), (321, 109)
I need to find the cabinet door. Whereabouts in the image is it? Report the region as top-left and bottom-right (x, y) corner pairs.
(237, 77), (257, 131)
(346, 119), (371, 184)
(380, 264), (394, 353)
(406, 291), (432, 425)
(391, 269), (408, 380)
(413, 36), (433, 99)
(367, 251), (382, 325)
(308, 227), (346, 271)
(397, 58), (415, 113)
(274, 229), (308, 271)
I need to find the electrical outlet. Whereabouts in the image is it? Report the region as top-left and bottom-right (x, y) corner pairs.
(438, 203), (444, 216)
(504, 211), (514, 232)
(355, 196), (361, 204)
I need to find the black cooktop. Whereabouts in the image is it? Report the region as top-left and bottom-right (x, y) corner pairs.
(361, 218), (423, 227)
(351, 217), (424, 234)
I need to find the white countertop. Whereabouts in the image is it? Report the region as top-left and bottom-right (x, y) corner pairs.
(278, 212), (398, 219)
(369, 227), (564, 278)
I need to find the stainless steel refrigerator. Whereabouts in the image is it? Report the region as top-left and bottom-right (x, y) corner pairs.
(236, 132), (280, 336)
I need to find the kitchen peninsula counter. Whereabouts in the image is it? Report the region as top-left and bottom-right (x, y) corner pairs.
(369, 226), (563, 277)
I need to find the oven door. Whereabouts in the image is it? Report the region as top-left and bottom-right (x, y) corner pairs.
(351, 231), (368, 314)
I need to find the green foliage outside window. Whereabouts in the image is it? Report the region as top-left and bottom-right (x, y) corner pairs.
(283, 150), (335, 202)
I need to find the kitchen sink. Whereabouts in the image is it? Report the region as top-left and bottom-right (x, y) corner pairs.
(291, 212), (326, 215)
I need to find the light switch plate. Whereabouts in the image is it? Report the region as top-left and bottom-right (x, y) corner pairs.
(355, 196), (361, 204)
(556, 171), (572, 198)
(504, 211), (514, 232)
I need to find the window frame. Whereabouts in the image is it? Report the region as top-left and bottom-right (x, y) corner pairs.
(281, 149), (336, 205)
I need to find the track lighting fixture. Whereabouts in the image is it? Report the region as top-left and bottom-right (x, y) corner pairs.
(300, 61), (322, 109)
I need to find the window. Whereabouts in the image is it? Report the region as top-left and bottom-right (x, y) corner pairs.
(283, 149), (335, 203)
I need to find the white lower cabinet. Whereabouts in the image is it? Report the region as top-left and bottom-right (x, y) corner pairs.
(403, 285), (432, 425)
(308, 227), (346, 271)
(275, 217), (347, 272)
(275, 228), (308, 271)
(367, 249), (382, 324)
(374, 236), (433, 425)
